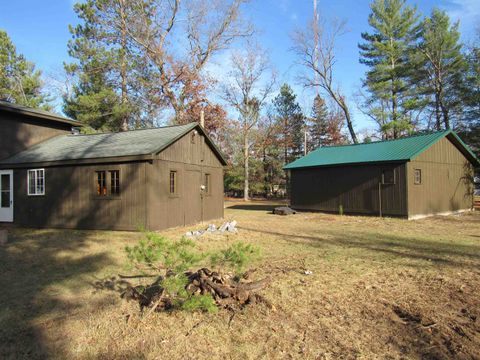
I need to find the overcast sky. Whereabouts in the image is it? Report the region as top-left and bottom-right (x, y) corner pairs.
(0, 0), (478, 133)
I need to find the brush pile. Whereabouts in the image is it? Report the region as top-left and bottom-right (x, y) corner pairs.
(122, 268), (271, 311)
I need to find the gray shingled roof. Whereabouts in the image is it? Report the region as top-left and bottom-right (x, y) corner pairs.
(0, 100), (80, 126)
(0, 123), (204, 165)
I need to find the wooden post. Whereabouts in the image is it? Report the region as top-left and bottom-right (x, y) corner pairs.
(378, 182), (382, 217)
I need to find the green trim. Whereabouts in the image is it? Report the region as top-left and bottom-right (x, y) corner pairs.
(404, 130), (450, 161)
(284, 130), (479, 170)
(448, 131), (480, 166)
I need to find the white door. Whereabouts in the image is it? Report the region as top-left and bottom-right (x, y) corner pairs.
(0, 170), (13, 222)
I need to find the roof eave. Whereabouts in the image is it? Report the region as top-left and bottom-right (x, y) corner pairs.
(0, 103), (80, 127)
(447, 132), (480, 167)
(284, 159), (408, 170)
(0, 154), (154, 168)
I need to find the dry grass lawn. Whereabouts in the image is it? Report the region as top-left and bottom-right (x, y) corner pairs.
(1, 201), (479, 359)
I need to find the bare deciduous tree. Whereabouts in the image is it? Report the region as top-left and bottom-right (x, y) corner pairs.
(222, 43), (275, 201)
(122, 0), (253, 122)
(293, 18), (358, 143)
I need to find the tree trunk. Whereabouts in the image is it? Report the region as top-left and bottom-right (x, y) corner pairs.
(391, 79), (398, 139)
(334, 92), (358, 144)
(243, 129), (249, 201)
(434, 91), (442, 130)
(343, 107), (358, 144)
(438, 82), (450, 130)
(284, 118), (290, 193)
(263, 146), (269, 197)
(120, 0), (129, 132)
(441, 104), (450, 130)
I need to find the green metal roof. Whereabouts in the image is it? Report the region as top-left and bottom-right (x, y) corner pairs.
(0, 123), (227, 166)
(284, 130), (480, 170)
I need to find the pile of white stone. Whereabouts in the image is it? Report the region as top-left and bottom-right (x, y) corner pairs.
(185, 220), (237, 237)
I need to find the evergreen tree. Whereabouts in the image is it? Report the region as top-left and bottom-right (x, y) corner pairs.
(359, 0), (421, 138)
(273, 84), (305, 164)
(463, 33), (480, 124)
(309, 94), (329, 149)
(416, 9), (466, 130)
(458, 32), (480, 157)
(64, 0), (141, 131)
(0, 30), (50, 109)
(309, 95), (347, 149)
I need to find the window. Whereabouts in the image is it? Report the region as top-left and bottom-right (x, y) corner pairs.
(191, 131), (196, 144)
(1, 174), (11, 207)
(96, 171), (107, 196)
(95, 170), (120, 197)
(204, 173), (211, 195)
(382, 168), (395, 184)
(28, 169), (45, 195)
(169, 171), (177, 194)
(110, 170), (120, 196)
(414, 169), (422, 185)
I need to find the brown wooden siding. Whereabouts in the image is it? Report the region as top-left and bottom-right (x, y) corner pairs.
(0, 112), (72, 160)
(290, 163), (408, 216)
(147, 129), (224, 230)
(3, 127), (224, 231)
(407, 137), (474, 217)
(11, 162), (147, 230)
(157, 129), (223, 167)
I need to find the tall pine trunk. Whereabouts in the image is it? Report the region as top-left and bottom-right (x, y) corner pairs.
(243, 129), (249, 201)
(120, 0), (128, 132)
(434, 92), (442, 130)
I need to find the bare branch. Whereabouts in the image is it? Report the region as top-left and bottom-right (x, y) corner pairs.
(293, 17), (358, 143)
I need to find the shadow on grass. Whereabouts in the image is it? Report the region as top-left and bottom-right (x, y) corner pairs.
(227, 204), (281, 212)
(0, 229), (110, 359)
(238, 226), (480, 268)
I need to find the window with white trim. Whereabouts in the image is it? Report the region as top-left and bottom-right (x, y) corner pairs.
(28, 169), (45, 195)
(110, 170), (120, 196)
(414, 169), (422, 185)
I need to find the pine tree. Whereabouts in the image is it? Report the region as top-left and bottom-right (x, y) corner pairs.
(309, 95), (329, 149)
(309, 95), (347, 149)
(273, 84), (305, 164)
(0, 30), (50, 109)
(416, 9), (466, 130)
(64, 0), (140, 131)
(458, 31), (480, 157)
(359, 0), (421, 138)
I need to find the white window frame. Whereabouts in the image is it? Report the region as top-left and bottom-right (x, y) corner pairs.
(27, 169), (45, 196)
(414, 168), (422, 185)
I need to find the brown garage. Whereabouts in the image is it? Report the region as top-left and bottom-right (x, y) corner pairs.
(0, 121), (226, 230)
(284, 130), (479, 219)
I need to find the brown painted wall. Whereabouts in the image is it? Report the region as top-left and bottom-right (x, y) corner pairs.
(11, 162), (148, 230)
(4, 128), (224, 231)
(147, 130), (224, 230)
(0, 111), (72, 160)
(407, 137), (474, 217)
(290, 163), (408, 216)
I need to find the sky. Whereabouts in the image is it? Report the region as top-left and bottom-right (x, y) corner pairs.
(0, 0), (479, 134)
